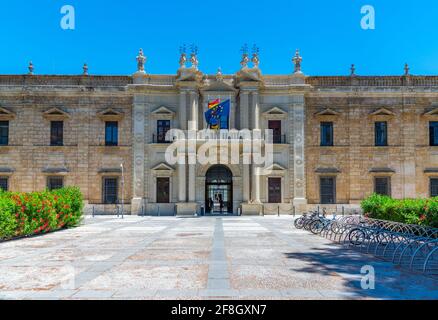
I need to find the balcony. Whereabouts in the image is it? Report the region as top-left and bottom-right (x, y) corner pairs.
(273, 134), (287, 144)
(152, 134), (173, 144)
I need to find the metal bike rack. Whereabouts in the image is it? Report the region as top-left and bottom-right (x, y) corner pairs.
(296, 214), (438, 277)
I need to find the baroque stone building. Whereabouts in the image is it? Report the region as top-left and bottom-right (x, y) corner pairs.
(0, 50), (438, 215)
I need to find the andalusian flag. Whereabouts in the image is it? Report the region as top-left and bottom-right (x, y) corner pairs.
(205, 99), (230, 130)
(208, 99), (221, 109)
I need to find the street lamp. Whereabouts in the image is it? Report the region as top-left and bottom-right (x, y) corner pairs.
(120, 163), (124, 219)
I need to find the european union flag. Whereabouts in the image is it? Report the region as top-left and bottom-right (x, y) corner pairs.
(205, 100), (230, 130)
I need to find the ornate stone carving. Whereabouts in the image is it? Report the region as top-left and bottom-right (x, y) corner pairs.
(28, 61), (34, 75)
(189, 45), (199, 70)
(350, 64), (356, 76)
(251, 45), (260, 69)
(292, 49), (303, 74)
(404, 63), (410, 76)
(216, 68), (224, 82)
(179, 53), (187, 69)
(83, 63), (89, 76)
(136, 49), (146, 73)
(240, 44), (250, 69)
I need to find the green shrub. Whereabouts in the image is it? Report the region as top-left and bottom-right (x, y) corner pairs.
(361, 194), (438, 228)
(0, 187), (84, 240)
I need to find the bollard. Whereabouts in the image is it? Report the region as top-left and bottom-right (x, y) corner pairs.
(92, 206), (95, 218)
(293, 206), (296, 217)
(278, 206), (280, 217)
(158, 206), (161, 217)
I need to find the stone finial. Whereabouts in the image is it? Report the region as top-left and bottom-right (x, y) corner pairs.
(83, 63), (89, 76)
(350, 64), (356, 76)
(190, 52), (198, 70)
(189, 44), (199, 70)
(179, 53), (187, 69)
(136, 48), (146, 73)
(179, 45), (187, 69)
(240, 44), (249, 69)
(404, 63), (410, 76)
(28, 61), (34, 75)
(292, 49), (303, 74)
(216, 67), (224, 82)
(252, 45), (260, 69)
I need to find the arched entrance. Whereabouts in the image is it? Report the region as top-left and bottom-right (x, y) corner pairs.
(205, 165), (233, 214)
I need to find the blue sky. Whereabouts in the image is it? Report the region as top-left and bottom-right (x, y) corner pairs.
(0, 0), (437, 76)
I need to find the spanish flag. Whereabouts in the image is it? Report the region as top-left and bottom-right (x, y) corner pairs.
(208, 99), (221, 109)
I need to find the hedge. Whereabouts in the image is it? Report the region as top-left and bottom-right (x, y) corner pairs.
(361, 194), (438, 228)
(0, 187), (84, 240)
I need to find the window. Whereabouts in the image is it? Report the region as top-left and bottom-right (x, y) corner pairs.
(105, 121), (118, 146)
(0, 121), (9, 146)
(268, 120), (282, 144)
(375, 121), (388, 146)
(430, 122), (438, 146)
(50, 121), (64, 146)
(320, 177), (336, 204)
(0, 177), (8, 191)
(103, 177), (118, 204)
(157, 120), (170, 143)
(156, 177), (170, 203)
(47, 176), (64, 191)
(431, 178), (438, 197)
(320, 122), (333, 146)
(374, 177), (391, 196)
(268, 177), (282, 203)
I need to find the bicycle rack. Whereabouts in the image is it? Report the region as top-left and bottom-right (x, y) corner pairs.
(295, 214), (438, 278)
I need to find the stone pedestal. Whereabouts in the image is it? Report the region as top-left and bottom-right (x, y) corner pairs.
(176, 203), (198, 216)
(241, 203), (263, 216)
(131, 197), (144, 216)
(293, 197), (308, 213)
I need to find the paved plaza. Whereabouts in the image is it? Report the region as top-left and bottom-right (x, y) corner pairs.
(0, 216), (437, 300)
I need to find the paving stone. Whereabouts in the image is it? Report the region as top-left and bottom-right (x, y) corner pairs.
(0, 216), (437, 300)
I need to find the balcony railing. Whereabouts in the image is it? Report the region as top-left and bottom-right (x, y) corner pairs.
(273, 134), (287, 144)
(152, 134), (173, 144)
(152, 132), (288, 144)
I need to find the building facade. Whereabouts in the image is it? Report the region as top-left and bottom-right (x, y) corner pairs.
(1, 50), (438, 215)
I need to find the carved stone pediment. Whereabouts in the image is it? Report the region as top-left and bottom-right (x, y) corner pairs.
(424, 108), (438, 117)
(43, 107), (69, 121)
(151, 163), (174, 176)
(0, 107), (16, 120)
(151, 106), (175, 118)
(200, 79), (237, 93)
(315, 108), (340, 117)
(97, 108), (124, 121)
(370, 107), (395, 116)
(263, 107), (288, 119)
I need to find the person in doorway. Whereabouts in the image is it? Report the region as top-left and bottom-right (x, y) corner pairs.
(219, 194), (224, 214)
(208, 197), (214, 213)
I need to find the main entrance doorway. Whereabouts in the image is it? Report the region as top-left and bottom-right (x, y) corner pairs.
(205, 165), (233, 214)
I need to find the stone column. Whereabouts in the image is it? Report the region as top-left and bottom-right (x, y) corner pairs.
(189, 91), (199, 130)
(240, 91), (249, 130)
(292, 95), (307, 208)
(178, 90), (187, 204)
(188, 162), (196, 202)
(178, 160), (186, 202)
(242, 162), (250, 202)
(179, 91), (187, 130)
(131, 96), (145, 215)
(251, 92), (261, 203)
